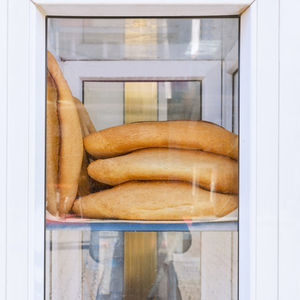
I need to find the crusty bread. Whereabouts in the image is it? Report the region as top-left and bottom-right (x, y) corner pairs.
(73, 97), (109, 194)
(84, 121), (238, 160)
(46, 71), (59, 216)
(72, 181), (238, 220)
(73, 97), (96, 136)
(74, 97), (96, 197)
(47, 51), (83, 215)
(88, 148), (238, 194)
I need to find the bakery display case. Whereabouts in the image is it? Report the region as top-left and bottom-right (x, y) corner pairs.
(45, 17), (239, 299)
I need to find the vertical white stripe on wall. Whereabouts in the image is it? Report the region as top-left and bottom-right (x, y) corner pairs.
(278, 0), (300, 298)
(0, 0), (8, 299)
(256, 0), (280, 299)
(6, 0), (30, 299)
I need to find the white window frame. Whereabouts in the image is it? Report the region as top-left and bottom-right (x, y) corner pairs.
(1, 0), (283, 299)
(60, 60), (222, 125)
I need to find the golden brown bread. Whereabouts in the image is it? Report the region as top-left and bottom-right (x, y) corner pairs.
(84, 121), (238, 160)
(73, 97), (96, 136)
(46, 71), (59, 216)
(74, 97), (95, 197)
(47, 51), (83, 215)
(88, 148), (238, 194)
(72, 181), (238, 220)
(77, 151), (91, 197)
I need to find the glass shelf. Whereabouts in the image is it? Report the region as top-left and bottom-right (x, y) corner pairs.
(46, 220), (238, 232)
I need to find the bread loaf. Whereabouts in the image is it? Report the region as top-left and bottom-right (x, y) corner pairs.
(88, 148), (238, 194)
(84, 121), (238, 160)
(72, 181), (238, 220)
(74, 97), (96, 197)
(73, 97), (96, 136)
(46, 71), (59, 216)
(47, 51), (83, 215)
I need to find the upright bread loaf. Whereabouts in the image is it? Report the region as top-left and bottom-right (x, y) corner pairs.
(73, 97), (96, 136)
(72, 181), (238, 220)
(47, 51), (83, 215)
(74, 97), (95, 197)
(84, 121), (238, 160)
(46, 71), (59, 216)
(88, 148), (238, 194)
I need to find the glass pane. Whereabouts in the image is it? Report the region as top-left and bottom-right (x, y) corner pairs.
(84, 82), (124, 130)
(48, 18), (239, 61)
(83, 80), (202, 128)
(46, 16), (239, 300)
(161, 81), (202, 121)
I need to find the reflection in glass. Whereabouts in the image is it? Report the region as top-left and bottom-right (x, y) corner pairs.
(48, 18), (238, 61)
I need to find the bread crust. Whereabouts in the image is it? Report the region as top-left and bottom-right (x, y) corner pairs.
(73, 97), (97, 197)
(88, 148), (238, 194)
(73, 97), (96, 136)
(72, 181), (238, 220)
(47, 51), (83, 215)
(84, 121), (238, 160)
(46, 71), (59, 216)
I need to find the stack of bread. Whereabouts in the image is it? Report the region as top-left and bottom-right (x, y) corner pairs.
(46, 50), (100, 217)
(46, 50), (238, 221)
(73, 122), (238, 220)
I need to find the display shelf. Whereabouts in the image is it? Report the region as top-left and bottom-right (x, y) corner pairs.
(46, 219), (238, 232)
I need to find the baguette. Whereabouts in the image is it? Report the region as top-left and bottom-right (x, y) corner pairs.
(74, 97), (95, 197)
(47, 51), (83, 215)
(84, 121), (238, 160)
(72, 181), (238, 220)
(88, 148), (238, 194)
(46, 71), (59, 216)
(73, 97), (96, 136)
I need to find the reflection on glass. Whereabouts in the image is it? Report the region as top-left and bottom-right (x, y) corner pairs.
(48, 18), (238, 61)
(163, 81), (201, 121)
(46, 16), (239, 300)
(83, 80), (202, 129)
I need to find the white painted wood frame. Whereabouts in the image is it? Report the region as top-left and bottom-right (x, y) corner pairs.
(278, 0), (300, 298)
(0, 1), (45, 300)
(61, 60), (221, 123)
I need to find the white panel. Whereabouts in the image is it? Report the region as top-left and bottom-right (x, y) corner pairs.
(81, 231), (103, 300)
(256, 0), (279, 299)
(233, 72), (238, 134)
(62, 60), (217, 106)
(231, 232), (238, 300)
(240, 3), (257, 300)
(158, 83), (168, 121)
(222, 42), (239, 131)
(84, 82), (124, 130)
(0, 0), (8, 298)
(46, 231), (51, 300)
(278, 0), (300, 298)
(222, 70), (234, 131)
(51, 231), (83, 300)
(202, 61), (222, 125)
(33, 0), (252, 17)
(28, 4), (46, 300)
(173, 232), (201, 299)
(6, 0), (30, 299)
(201, 232), (232, 300)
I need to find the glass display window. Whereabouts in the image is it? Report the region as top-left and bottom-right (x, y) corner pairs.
(46, 17), (239, 300)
